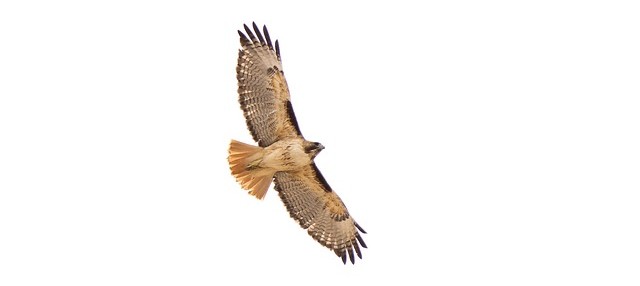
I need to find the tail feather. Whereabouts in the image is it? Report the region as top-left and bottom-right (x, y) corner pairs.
(228, 139), (275, 200)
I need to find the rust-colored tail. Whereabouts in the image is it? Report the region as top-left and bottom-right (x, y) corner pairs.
(228, 140), (275, 200)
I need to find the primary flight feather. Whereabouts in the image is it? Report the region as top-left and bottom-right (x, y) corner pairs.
(228, 22), (367, 264)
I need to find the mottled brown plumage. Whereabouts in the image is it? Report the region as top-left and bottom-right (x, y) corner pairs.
(229, 22), (366, 264)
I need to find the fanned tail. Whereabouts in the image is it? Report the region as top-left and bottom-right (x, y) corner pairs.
(228, 140), (275, 199)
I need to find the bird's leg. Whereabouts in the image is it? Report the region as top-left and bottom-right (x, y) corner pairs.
(246, 158), (263, 170)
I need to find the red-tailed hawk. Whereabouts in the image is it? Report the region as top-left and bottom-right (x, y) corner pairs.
(228, 23), (367, 264)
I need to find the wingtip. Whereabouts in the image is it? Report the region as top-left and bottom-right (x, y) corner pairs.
(354, 242), (362, 259)
(252, 22), (265, 44)
(243, 23), (256, 42)
(237, 30), (249, 45)
(263, 25), (273, 50)
(348, 248), (355, 264)
(356, 233), (367, 249)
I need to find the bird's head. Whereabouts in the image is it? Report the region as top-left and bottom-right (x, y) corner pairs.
(304, 141), (325, 159)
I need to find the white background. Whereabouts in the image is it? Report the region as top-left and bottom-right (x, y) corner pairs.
(1, 0), (639, 285)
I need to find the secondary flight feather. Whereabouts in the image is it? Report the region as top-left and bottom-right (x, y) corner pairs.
(228, 22), (367, 264)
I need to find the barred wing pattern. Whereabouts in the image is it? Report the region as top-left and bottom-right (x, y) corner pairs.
(274, 164), (367, 264)
(236, 23), (302, 147)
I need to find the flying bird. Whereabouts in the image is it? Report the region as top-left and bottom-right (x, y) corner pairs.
(228, 23), (367, 264)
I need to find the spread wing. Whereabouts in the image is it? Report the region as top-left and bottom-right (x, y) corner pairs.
(236, 23), (303, 147)
(274, 164), (367, 264)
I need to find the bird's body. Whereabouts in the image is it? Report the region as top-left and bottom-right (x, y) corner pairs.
(229, 138), (321, 199)
(228, 23), (366, 264)
(258, 138), (320, 171)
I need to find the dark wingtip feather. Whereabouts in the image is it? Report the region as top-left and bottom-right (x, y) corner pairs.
(263, 25), (273, 50)
(252, 22), (265, 44)
(238, 30), (250, 45)
(275, 40), (280, 58)
(341, 252), (347, 264)
(354, 243), (362, 259)
(348, 248), (355, 264)
(243, 24), (257, 42)
(355, 222), (366, 234)
(356, 233), (367, 249)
